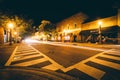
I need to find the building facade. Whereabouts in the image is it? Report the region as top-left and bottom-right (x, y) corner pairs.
(0, 27), (4, 45)
(56, 10), (120, 44)
(56, 12), (88, 42)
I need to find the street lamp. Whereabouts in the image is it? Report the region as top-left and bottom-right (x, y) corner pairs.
(14, 32), (17, 43)
(98, 21), (102, 44)
(8, 23), (14, 45)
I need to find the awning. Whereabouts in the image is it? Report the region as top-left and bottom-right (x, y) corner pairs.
(80, 26), (120, 35)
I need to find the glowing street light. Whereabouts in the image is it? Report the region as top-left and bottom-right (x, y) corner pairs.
(14, 32), (17, 35)
(14, 31), (17, 43)
(98, 21), (102, 44)
(8, 22), (14, 45)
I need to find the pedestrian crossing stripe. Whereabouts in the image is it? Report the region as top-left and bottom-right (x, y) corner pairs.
(42, 64), (61, 71)
(15, 51), (39, 56)
(76, 63), (105, 80)
(17, 50), (35, 53)
(100, 54), (120, 61)
(5, 46), (18, 66)
(13, 54), (43, 62)
(29, 45), (65, 69)
(58, 49), (120, 79)
(90, 58), (120, 70)
(12, 58), (48, 66)
(104, 52), (120, 56)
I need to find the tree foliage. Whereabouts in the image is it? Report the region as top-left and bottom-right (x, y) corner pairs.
(0, 14), (33, 38)
(39, 20), (56, 35)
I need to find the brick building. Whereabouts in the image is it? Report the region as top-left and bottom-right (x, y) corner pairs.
(0, 27), (4, 45)
(56, 9), (120, 44)
(56, 12), (88, 42)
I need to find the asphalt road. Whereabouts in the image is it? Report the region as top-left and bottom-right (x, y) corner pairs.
(31, 43), (102, 67)
(0, 44), (18, 66)
(4, 42), (120, 80)
(30, 42), (120, 80)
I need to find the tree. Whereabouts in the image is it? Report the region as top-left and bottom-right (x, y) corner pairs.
(39, 20), (56, 40)
(0, 14), (33, 39)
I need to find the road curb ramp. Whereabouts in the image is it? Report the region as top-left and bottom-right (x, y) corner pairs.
(0, 66), (78, 80)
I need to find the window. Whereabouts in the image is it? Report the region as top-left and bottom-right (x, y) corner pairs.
(74, 23), (77, 28)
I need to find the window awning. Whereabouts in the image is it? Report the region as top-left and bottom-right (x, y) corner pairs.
(80, 26), (120, 35)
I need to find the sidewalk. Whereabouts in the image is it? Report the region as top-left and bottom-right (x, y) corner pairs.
(51, 41), (120, 49)
(0, 43), (19, 66)
(66, 42), (120, 49)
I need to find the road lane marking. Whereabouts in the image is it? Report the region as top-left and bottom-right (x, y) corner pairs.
(100, 55), (120, 61)
(16, 50), (36, 53)
(29, 45), (65, 69)
(15, 52), (38, 56)
(7, 44), (120, 80)
(104, 52), (120, 56)
(5, 46), (18, 66)
(76, 64), (105, 80)
(42, 64), (61, 71)
(60, 49), (114, 78)
(90, 58), (120, 70)
(12, 54), (43, 62)
(13, 58), (48, 66)
(16, 48), (31, 51)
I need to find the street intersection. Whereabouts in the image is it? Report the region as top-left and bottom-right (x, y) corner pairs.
(4, 42), (120, 80)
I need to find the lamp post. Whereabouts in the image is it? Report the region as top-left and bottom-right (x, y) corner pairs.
(14, 31), (17, 43)
(98, 21), (102, 44)
(8, 23), (14, 45)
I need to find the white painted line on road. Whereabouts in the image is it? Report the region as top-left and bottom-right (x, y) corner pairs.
(12, 54), (43, 62)
(15, 51), (21, 53)
(76, 64), (105, 80)
(17, 47), (31, 51)
(61, 66), (74, 72)
(29, 45), (65, 69)
(100, 55), (120, 61)
(5, 46), (18, 66)
(15, 52), (38, 56)
(13, 58), (48, 66)
(60, 49), (114, 74)
(90, 58), (120, 70)
(16, 50), (36, 53)
(42, 64), (60, 71)
(105, 51), (120, 56)
(74, 49), (114, 65)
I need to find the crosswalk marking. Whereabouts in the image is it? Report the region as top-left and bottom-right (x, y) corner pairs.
(12, 54), (43, 62)
(29, 45), (64, 69)
(90, 58), (120, 70)
(15, 52), (38, 56)
(16, 50), (36, 53)
(100, 55), (120, 61)
(42, 64), (60, 71)
(104, 52), (120, 56)
(5, 44), (120, 80)
(76, 64), (105, 80)
(5, 46), (18, 66)
(13, 58), (48, 66)
(16, 48), (32, 51)
(59, 49), (120, 79)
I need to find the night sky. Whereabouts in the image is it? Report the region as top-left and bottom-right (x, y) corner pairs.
(0, 0), (120, 26)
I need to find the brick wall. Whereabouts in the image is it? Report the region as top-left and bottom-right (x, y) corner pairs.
(82, 16), (117, 31)
(56, 12), (87, 33)
(0, 27), (4, 44)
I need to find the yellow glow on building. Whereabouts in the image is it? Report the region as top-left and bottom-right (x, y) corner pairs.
(98, 21), (102, 26)
(63, 28), (81, 34)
